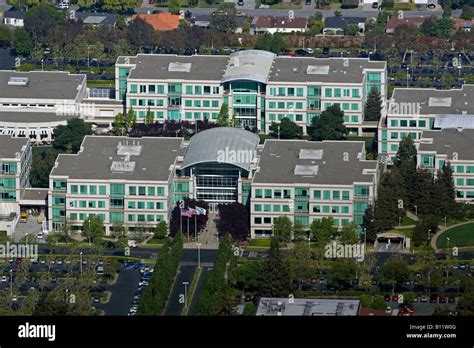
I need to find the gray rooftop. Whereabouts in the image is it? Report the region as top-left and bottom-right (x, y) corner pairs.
(0, 135), (28, 159)
(254, 139), (377, 185)
(124, 54), (228, 81)
(0, 111), (76, 123)
(118, 51), (385, 85)
(419, 128), (474, 160)
(269, 57), (385, 83)
(180, 127), (259, 172)
(20, 188), (48, 201)
(0, 71), (86, 100)
(256, 298), (360, 316)
(222, 50), (276, 84)
(51, 136), (185, 181)
(391, 85), (474, 115)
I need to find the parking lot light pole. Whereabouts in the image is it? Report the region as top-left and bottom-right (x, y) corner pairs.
(80, 252), (83, 275)
(196, 243), (202, 269)
(183, 281), (189, 308)
(414, 205), (417, 216)
(447, 237), (450, 249)
(10, 269), (13, 297)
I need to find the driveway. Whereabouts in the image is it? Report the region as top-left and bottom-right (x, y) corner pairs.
(12, 216), (44, 243)
(164, 265), (197, 316)
(96, 267), (141, 315)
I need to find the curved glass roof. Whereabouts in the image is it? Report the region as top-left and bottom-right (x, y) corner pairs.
(181, 127), (260, 171)
(221, 50), (276, 84)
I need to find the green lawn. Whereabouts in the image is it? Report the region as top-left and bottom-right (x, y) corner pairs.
(396, 227), (413, 239)
(436, 223), (474, 248)
(401, 215), (416, 226)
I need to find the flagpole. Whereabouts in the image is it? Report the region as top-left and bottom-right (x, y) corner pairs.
(187, 217), (190, 243)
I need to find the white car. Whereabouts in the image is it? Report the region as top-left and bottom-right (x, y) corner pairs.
(385, 306), (392, 314)
(56, 2), (69, 9)
(96, 266), (104, 275)
(305, 48), (314, 54)
(1, 276), (7, 282)
(138, 281), (149, 287)
(37, 232), (44, 239)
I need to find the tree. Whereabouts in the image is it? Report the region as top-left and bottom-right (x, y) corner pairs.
(343, 23), (359, 36)
(53, 118), (91, 153)
(377, 255), (410, 293)
(169, 198), (209, 237)
(339, 223), (360, 244)
(145, 108), (154, 126)
(255, 33), (287, 54)
(458, 291), (474, 316)
(82, 216), (105, 244)
(154, 221), (168, 239)
(13, 28), (33, 57)
(431, 18), (454, 38)
(273, 216), (293, 241)
(102, 0), (141, 11)
(260, 238), (292, 297)
(30, 149), (57, 188)
(420, 16), (438, 36)
(217, 202), (250, 242)
(0, 25), (12, 47)
(441, 72), (454, 89)
(288, 241), (312, 289)
(168, 0), (181, 15)
(24, 4), (61, 49)
(373, 169), (406, 231)
(461, 5), (474, 20)
(269, 118), (302, 139)
(310, 217), (337, 247)
(308, 12), (324, 35)
(412, 214), (438, 246)
(216, 102), (230, 126)
(395, 135), (417, 208)
(127, 17), (155, 53)
(364, 86), (382, 122)
(329, 259), (356, 290)
(435, 162), (456, 219)
(309, 104), (347, 141)
(210, 8), (237, 33)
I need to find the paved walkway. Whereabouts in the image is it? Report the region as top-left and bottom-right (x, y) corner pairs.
(184, 213), (219, 250)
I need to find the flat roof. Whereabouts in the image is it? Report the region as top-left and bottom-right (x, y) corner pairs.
(254, 139), (377, 185)
(0, 111), (76, 123)
(256, 298), (360, 316)
(0, 135), (28, 159)
(119, 51), (385, 85)
(419, 128), (474, 160)
(51, 136), (185, 181)
(20, 188), (48, 201)
(270, 57), (385, 83)
(391, 85), (474, 115)
(0, 71), (86, 100)
(125, 54), (228, 81)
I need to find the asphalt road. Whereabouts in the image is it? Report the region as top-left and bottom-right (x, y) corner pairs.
(134, 7), (460, 19)
(164, 265), (197, 316)
(96, 267), (141, 315)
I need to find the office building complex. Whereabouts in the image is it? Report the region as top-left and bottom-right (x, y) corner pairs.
(115, 50), (386, 135)
(418, 128), (474, 203)
(250, 139), (379, 238)
(378, 85), (474, 159)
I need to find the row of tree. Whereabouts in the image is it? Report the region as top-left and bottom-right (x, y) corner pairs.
(192, 235), (237, 315)
(363, 136), (456, 245)
(138, 232), (183, 315)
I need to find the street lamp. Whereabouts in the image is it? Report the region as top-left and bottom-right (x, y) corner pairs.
(406, 66), (409, 88)
(196, 243), (202, 269)
(447, 237), (450, 249)
(182, 281), (189, 308)
(414, 205), (418, 216)
(399, 216), (401, 227)
(444, 216), (447, 227)
(10, 269), (13, 298)
(427, 229), (432, 240)
(80, 252), (83, 275)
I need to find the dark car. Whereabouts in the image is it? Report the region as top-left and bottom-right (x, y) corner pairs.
(322, 47), (330, 55)
(237, 0), (244, 5)
(295, 49), (311, 57)
(305, 0), (311, 4)
(429, 294), (438, 303)
(372, 2), (378, 8)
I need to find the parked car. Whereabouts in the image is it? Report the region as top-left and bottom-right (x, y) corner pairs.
(385, 306), (392, 314)
(372, 2), (378, 8)
(0, 276), (7, 282)
(420, 295), (428, 303)
(96, 266), (104, 275)
(391, 295), (399, 302)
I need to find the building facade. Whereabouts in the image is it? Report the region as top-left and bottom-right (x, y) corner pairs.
(250, 139), (379, 238)
(418, 128), (474, 203)
(115, 50), (387, 136)
(0, 135), (32, 224)
(378, 85), (474, 160)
